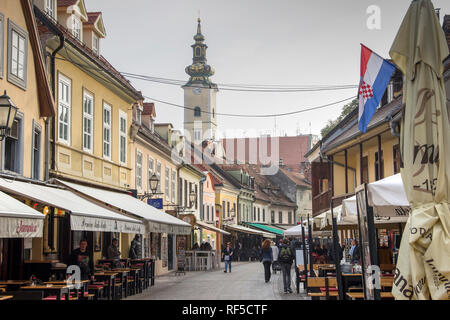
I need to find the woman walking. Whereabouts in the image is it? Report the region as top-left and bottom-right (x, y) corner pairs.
(260, 239), (273, 283)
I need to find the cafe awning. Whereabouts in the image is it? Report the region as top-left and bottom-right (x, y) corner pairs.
(245, 223), (284, 236)
(0, 179), (144, 234)
(55, 180), (191, 235)
(283, 224), (305, 237)
(0, 190), (44, 238)
(367, 174), (410, 217)
(224, 224), (275, 239)
(195, 220), (230, 235)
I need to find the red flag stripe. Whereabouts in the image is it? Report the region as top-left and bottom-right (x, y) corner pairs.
(360, 44), (372, 78)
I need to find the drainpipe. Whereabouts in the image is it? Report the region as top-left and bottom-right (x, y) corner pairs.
(49, 35), (65, 173)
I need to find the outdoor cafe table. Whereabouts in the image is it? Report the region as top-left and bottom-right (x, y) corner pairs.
(347, 292), (394, 300)
(0, 296), (13, 301)
(112, 269), (130, 297)
(21, 284), (72, 300)
(94, 272), (118, 300)
(131, 259), (153, 288)
(44, 280), (90, 299)
(0, 280), (31, 291)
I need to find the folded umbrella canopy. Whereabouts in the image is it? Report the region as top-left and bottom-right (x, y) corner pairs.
(390, 0), (450, 300)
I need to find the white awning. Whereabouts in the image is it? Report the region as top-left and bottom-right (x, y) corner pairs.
(55, 180), (191, 235)
(195, 220), (230, 235)
(367, 173), (411, 217)
(0, 179), (144, 234)
(0, 190), (44, 238)
(283, 224), (305, 237)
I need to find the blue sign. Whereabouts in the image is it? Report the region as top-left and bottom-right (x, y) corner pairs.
(148, 198), (163, 209)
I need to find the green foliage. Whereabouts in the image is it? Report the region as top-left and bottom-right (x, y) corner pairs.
(320, 99), (358, 138)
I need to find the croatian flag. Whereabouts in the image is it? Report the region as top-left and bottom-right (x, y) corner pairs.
(358, 44), (395, 133)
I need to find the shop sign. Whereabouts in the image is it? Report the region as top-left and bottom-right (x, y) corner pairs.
(148, 198), (163, 209)
(0, 217), (43, 238)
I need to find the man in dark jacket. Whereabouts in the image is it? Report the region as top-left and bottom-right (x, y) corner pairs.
(350, 239), (361, 264)
(68, 239), (93, 280)
(222, 242), (234, 273)
(278, 238), (295, 293)
(129, 235), (142, 259)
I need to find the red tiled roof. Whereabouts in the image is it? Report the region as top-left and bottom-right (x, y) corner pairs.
(280, 168), (311, 188)
(221, 135), (310, 167)
(86, 12), (101, 25)
(58, 0), (78, 7)
(143, 102), (156, 117)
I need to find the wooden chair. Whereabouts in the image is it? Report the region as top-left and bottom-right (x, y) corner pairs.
(380, 276), (394, 291)
(88, 284), (104, 300)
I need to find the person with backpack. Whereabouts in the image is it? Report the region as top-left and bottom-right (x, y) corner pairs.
(278, 238), (295, 294)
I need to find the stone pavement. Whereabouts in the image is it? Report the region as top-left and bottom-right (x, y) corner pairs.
(127, 261), (310, 300)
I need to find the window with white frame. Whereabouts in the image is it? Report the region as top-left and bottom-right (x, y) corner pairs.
(2, 113), (24, 174)
(156, 161), (161, 193)
(171, 169), (176, 203)
(103, 103), (111, 159)
(119, 111), (127, 164)
(45, 0), (55, 18)
(136, 107), (142, 125)
(165, 167), (170, 201)
(194, 128), (202, 143)
(92, 34), (99, 55)
(31, 121), (42, 180)
(136, 150), (142, 189)
(83, 91), (94, 152)
(7, 20), (28, 89)
(387, 82), (394, 104)
(58, 74), (71, 144)
(72, 15), (81, 40)
(148, 156), (154, 191)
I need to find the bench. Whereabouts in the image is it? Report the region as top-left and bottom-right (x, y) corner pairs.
(306, 277), (339, 300)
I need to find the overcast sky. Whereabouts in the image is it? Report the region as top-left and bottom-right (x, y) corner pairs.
(87, 0), (450, 139)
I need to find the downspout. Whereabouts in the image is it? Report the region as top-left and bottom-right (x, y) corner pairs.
(49, 35), (65, 174)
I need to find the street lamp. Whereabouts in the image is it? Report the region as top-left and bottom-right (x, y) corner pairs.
(149, 173), (159, 194)
(189, 190), (197, 208)
(0, 91), (18, 141)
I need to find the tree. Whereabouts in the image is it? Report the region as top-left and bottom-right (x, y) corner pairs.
(320, 99), (358, 138)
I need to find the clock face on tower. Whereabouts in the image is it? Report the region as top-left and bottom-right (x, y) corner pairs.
(193, 87), (202, 95)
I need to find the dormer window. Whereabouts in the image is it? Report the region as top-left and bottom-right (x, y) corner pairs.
(45, 0), (55, 19)
(150, 118), (155, 133)
(92, 34), (99, 55)
(136, 108), (142, 125)
(72, 15), (81, 40)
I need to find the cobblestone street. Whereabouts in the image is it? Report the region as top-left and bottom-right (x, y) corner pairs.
(128, 262), (310, 300)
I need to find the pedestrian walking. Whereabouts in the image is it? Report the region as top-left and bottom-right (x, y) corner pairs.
(278, 238), (295, 294)
(222, 242), (234, 273)
(260, 239), (273, 283)
(271, 241), (280, 273)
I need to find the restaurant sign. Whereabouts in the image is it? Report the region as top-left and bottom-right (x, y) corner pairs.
(148, 221), (191, 235)
(71, 215), (144, 234)
(0, 217), (44, 238)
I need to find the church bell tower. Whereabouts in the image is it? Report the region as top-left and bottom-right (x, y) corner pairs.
(183, 18), (218, 145)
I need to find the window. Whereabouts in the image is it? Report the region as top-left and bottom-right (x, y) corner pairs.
(361, 156), (369, 184)
(263, 209), (265, 222)
(393, 144), (401, 174)
(171, 170), (176, 203)
(222, 201), (225, 218)
(92, 34), (99, 55)
(227, 201), (230, 218)
(288, 211), (292, 224)
(72, 15), (81, 40)
(58, 74), (71, 144)
(185, 180), (188, 207)
(135, 107), (142, 125)
(233, 203), (236, 217)
(103, 103), (111, 159)
(119, 111), (127, 164)
(7, 20), (28, 89)
(206, 205), (210, 221)
(31, 121), (41, 180)
(165, 168), (170, 201)
(194, 128), (202, 142)
(258, 208), (260, 222)
(0, 13), (4, 78)
(156, 161), (161, 193)
(279, 211), (283, 224)
(253, 207), (256, 221)
(375, 150), (384, 181)
(136, 150), (142, 189)
(387, 82), (394, 104)
(83, 91), (94, 152)
(45, 0), (55, 18)
(148, 157), (154, 190)
(194, 107), (201, 117)
(195, 184), (198, 210)
(2, 114), (23, 174)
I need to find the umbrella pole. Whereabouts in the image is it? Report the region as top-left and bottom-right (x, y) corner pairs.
(301, 217), (308, 290)
(307, 214), (314, 277)
(331, 204), (344, 300)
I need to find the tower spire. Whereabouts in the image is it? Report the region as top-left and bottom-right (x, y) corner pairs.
(184, 18), (216, 88)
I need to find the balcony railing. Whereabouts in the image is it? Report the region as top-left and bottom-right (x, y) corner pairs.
(312, 190), (331, 217)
